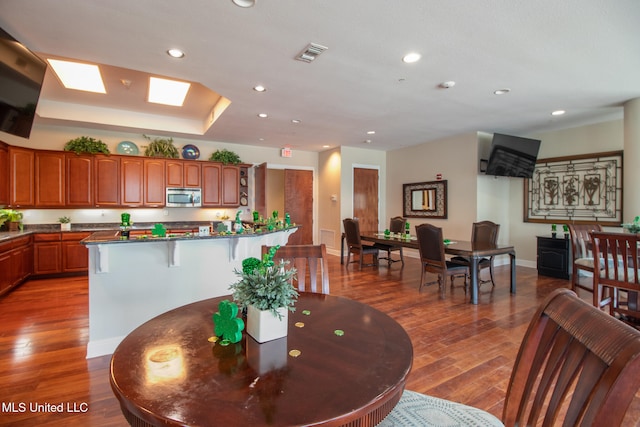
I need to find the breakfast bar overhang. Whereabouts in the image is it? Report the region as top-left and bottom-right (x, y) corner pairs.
(82, 227), (298, 358)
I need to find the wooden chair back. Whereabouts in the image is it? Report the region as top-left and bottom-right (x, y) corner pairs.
(503, 288), (640, 426)
(416, 223), (446, 268)
(591, 231), (640, 322)
(389, 216), (406, 234)
(568, 223), (603, 262)
(343, 218), (364, 248)
(471, 220), (499, 247)
(262, 244), (330, 294)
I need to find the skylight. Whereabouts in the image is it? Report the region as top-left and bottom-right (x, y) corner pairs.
(47, 59), (106, 93)
(148, 77), (191, 107)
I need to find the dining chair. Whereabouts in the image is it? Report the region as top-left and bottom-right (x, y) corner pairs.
(261, 244), (330, 294)
(415, 223), (468, 294)
(379, 288), (640, 427)
(343, 218), (379, 269)
(375, 216), (406, 266)
(567, 223), (603, 299)
(591, 231), (640, 326)
(451, 220), (500, 288)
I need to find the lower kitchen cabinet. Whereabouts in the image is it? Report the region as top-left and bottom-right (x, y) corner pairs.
(0, 235), (33, 296)
(33, 232), (90, 276)
(536, 235), (571, 279)
(62, 232), (91, 272)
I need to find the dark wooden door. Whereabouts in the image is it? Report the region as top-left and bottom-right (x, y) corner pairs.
(353, 168), (379, 232)
(284, 169), (313, 245)
(254, 163), (267, 218)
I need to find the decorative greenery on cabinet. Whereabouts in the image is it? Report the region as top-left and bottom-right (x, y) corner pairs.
(209, 148), (242, 165)
(64, 136), (110, 155)
(143, 135), (179, 158)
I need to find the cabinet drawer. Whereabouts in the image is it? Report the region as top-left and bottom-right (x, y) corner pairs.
(61, 232), (92, 241)
(34, 233), (61, 242)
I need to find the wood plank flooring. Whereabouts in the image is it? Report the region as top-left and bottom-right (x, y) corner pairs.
(0, 255), (639, 426)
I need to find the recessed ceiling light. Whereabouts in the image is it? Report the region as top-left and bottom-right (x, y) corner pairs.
(364, 139), (372, 144)
(551, 110), (566, 116)
(166, 49), (185, 59)
(148, 77), (191, 106)
(232, 0), (255, 7)
(47, 59), (106, 93)
(258, 113), (268, 118)
(291, 119), (301, 124)
(439, 81), (456, 89)
(253, 85), (266, 92)
(367, 130), (375, 135)
(494, 88), (511, 95)
(402, 52), (421, 63)
(259, 138), (265, 141)
(322, 145), (330, 148)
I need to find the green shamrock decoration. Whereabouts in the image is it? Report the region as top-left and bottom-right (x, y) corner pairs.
(213, 300), (245, 344)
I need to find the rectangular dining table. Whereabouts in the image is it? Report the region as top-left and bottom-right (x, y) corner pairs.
(352, 232), (517, 304)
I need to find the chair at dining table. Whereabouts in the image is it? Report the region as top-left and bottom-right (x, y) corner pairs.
(591, 231), (640, 327)
(379, 288), (640, 427)
(415, 223), (468, 294)
(374, 216), (406, 266)
(567, 223), (604, 301)
(261, 244), (330, 294)
(343, 218), (379, 269)
(450, 220), (500, 288)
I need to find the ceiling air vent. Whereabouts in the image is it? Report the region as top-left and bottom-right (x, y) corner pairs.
(295, 43), (328, 63)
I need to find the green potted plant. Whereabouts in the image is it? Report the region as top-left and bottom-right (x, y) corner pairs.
(58, 216), (72, 231)
(229, 246), (298, 343)
(142, 134), (179, 158)
(209, 148), (242, 164)
(0, 209), (23, 231)
(622, 216), (640, 234)
(64, 136), (110, 155)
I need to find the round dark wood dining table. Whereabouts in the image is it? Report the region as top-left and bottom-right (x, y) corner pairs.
(110, 293), (413, 427)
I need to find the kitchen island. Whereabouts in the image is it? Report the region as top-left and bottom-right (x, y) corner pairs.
(82, 227), (298, 358)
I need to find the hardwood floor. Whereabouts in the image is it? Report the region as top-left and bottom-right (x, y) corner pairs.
(1, 255), (639, 426)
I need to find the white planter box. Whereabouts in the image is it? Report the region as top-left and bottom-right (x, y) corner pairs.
(61, 223), (71, 231)
(247, 305), (288, 343)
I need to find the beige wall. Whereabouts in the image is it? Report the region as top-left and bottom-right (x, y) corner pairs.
(318, 148), (342, 250)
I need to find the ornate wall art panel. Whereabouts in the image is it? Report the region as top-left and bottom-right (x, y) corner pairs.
(403, 180), (447, 218)
(523, 151), (623, 225)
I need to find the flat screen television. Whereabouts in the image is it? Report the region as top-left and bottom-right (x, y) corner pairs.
(484, 133), (541, 178)
(0, 27), (47, 139)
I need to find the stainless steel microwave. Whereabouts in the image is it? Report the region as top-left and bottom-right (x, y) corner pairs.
(166, 188), (201, 207)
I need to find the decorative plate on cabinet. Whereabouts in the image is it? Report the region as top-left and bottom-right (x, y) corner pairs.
(117, 141), (139, 155)
(240, 196), (248, 206)
(182, 144), (200, 160)
(240, 177), (248, 186)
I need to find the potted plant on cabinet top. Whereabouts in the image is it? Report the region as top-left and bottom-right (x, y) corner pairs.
(142, 134), (179, 158)
(0, 209), (23, 231)
(229, 246), (298, 343)
(58, 216), (71, 231)
(209, 148), (242, 164)
(64, 136), (110, 155)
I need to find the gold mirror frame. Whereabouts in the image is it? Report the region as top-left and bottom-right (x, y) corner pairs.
(403, 180), (447, 218)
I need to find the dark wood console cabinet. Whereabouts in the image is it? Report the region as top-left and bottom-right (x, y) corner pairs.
(536, 235), (571, 279)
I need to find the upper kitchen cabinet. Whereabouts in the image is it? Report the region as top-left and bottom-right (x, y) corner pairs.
(65, 153), (93, 207)
(0, 143), (8, 206)
(8, 146), (34, 207)
(144, 158), (165, 207)
(120, 157), (144, 207)
(221, 165), (240, 207)
(94, 155), (120, 207)
(201, 162), (221, 207)
(35, 151), (66, 207)
(166, 160), (201, 188)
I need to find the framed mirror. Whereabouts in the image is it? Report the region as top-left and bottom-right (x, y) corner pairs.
(403, 180), (447, 218)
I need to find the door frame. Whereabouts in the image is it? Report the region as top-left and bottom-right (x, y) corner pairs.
(352, 164), (382, 231)
(265, 164), (317, 244)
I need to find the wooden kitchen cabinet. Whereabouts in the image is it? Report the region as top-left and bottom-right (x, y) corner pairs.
(0, 143), (8, 206)
(201, 162), (221, 206)
(33, 233), (62, 275)
(221, 165), (240, 206)
(121, 157), (144, 206)
(8, 145), (34, 207)
(144, 158), (165, 206)
(166, 160), (201, 188)
(0, 235), (32, 296)
(62, 232), (91, 272)
(66, 153), (93, 207)
(35, 150), (65, 207)
(94, 155), (120, 207)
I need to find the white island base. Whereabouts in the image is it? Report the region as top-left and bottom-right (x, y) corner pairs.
(83, 228), (297, 358)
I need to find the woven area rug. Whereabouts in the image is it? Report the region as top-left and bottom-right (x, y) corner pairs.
(378, 390), (504, 427)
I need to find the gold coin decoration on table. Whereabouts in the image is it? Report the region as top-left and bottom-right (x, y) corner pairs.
(289, 349), (301, 357)
(208, 336), (219, 343)
(295, 322), (305, 328)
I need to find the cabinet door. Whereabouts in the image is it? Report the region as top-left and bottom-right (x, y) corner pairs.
(221, 165), (240, 206)
(34, 242), (62, 275)
(184, 162), (202, 188)
(144, 158), (166, 206)
(0, 144), (8, 206)
(35, 151), (66, 207)
(94, 155), (120, 206)
(201, 163), (221, 206)
(121, 157), (144, 206)
(18, 244), (33, 282)
(0, 250), (12, 295)
(66, 153), (93, 206)
(166, 161), (184, 187)
(9, 146), (34, 207)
